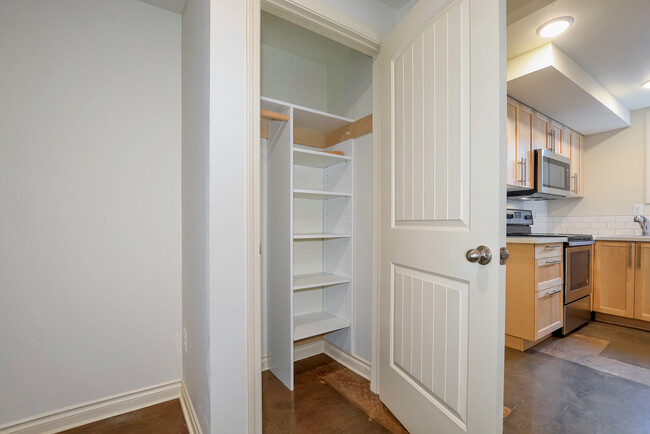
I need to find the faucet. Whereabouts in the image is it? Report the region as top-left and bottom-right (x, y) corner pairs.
(634, 215), (649, 236)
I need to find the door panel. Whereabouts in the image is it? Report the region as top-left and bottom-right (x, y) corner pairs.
(593, 241), (635, 318)
(635, 243), (650, 321)
(379, 0), (505, 432)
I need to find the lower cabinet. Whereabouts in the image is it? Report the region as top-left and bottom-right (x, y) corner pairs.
(506, 242), (564, 351)
(635, 242), (650, 321)
(593, 241), (635, 318)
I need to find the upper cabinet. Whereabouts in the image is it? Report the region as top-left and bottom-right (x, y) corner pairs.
(507, 97), (533, 190)
(507, 97), (584, 198)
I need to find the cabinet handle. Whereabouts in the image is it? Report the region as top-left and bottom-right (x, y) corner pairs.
(523, 157), (527, 184)
(517, 158), (523, 184)
(543, 259), (562, 265)
(545, 245), (562, 249)
(629, 243), (632, 268)
(575, 173), (579, 194)
(638, 242), (641, 269)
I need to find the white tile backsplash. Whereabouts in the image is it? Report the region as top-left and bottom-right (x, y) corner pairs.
(508, 200), (646, 236)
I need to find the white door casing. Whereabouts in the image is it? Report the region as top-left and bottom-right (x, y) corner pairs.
(379, 0), (506, 432)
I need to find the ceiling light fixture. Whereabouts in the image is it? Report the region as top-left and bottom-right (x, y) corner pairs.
(537, 17), (574, 38)
(643, 80), (650, 89)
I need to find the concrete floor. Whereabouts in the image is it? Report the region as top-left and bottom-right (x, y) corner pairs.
(504, 322), (650, 434)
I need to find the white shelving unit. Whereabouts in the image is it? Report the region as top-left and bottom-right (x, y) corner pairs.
(264, 96), (354, 391)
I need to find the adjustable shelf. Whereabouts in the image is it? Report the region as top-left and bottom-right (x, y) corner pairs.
(293, 312), (351, 341)
(293, 189), (351, 200)
(293, 272), (350, 290)
(293, 148), (351, 168)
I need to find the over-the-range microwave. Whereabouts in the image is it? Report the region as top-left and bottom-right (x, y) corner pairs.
(508, 149), (571, 200)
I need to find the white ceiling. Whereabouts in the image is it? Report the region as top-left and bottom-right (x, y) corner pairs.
(379, 0), (414, 9)
(507, 0), (650, 110)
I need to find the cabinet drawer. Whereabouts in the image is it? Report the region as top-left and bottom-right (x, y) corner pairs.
(535, 285), (563, 339)
(535, 244), (564, 259)
(536, 256), (563, 285)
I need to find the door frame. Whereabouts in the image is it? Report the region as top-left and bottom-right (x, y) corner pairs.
(245, 1), (383, 431)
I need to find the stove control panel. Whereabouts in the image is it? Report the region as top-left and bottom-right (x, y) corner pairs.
(506, 209), (533, 226)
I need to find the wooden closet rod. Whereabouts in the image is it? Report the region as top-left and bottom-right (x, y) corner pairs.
(261, 109), (289, 122)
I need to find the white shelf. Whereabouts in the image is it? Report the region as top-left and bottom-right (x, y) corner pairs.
(294, 312), (351, 341)
(293, 272), (350, 290)
(294, 189), (351, 200)
(293, 148), (351, 168)
(293, 233), (351, 240)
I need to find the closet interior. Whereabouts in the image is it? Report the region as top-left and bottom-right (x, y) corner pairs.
(260, 11), (374, 390)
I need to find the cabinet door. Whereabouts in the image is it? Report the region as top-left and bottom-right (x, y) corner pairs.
(593, 241), (635, 318)
(578, 133), (585, 197)
(517, 104), (534, 189)
(533, 111), (549, 150)
(559, 125), (572, 159)
(634, 242), (650, 321)
(549, 121), (562, 154)
(506, 99), (518, 187)
(570, 130), (583, 197)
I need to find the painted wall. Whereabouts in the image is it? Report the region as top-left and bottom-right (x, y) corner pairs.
(0, 0), (181, 426)
(208, 1), (249, 431)
(181, 0), (211, 431)
(549, 107), (650, 217)
(326, 49), (372, 119)
(262, 44), (328, 112)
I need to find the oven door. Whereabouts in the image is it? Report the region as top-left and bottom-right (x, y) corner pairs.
(565, 244), (593, 304)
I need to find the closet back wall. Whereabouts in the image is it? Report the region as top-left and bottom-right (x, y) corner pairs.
(0, 0), (181, 425)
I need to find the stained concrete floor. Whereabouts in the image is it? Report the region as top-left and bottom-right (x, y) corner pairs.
(504, 322), (650, 434)
(263, 353), (406, 433)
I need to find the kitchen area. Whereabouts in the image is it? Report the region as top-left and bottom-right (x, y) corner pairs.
(502, 0), (650, 432)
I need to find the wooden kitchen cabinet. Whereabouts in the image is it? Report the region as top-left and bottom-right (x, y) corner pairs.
(532, 111), (550, 151)
(570, 130), (585, 197)
(506, 98), (534, 189)
(506, 242), (563, 351)
(549, 120), (562, 154)
(593, 241), (636, 318)
(559, 125), (572, 159)
(634, 242), (650, 321)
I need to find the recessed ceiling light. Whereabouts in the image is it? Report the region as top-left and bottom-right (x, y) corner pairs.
(643, 80), (650, 89)
(537, 17), (574, 38)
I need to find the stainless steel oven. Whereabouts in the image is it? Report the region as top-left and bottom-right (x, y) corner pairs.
(565, 244), (592, 303)
(561, 241), (594, 334)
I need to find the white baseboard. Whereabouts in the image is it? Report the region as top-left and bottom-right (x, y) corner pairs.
(0, 380), (182, 434)
(261, 341), (371, 381)
(179, 382), (203, 434)
(262, 340), (325, 371)
(324, 342), (371, 380)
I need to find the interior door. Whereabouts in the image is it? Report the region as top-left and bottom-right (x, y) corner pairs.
(378, 0), (505, 433)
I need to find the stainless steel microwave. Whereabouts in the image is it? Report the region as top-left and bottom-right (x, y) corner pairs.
(508, 149), (571, 200)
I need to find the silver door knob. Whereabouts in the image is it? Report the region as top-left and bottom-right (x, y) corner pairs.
(466, 245), (492, 265)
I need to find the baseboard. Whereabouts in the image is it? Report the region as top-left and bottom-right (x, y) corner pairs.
(179, 382), (203, 434)
(324, 342), (371, 380)
(262, 340), (325, 371)
(261, 341), (371, 381)
(0, 380), (182, 434)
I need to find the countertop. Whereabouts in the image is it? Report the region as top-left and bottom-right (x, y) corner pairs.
(594, 235), (650, 242)
(506, 237), (567, 244)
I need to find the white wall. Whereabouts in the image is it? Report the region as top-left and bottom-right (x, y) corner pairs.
(181, 0), (212, 431)
(549, 107), (650, 217)
(0, 0), (181, 426)
(262, 44), (328, 111)
(326, 49), (372, 119)
(208, 1), (249, 431)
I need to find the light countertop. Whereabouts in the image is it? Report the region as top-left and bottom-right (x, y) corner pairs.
(594, 235), (650, 242)
(507, 237), (567, 244)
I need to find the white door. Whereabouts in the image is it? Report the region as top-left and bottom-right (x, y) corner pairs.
(378, 0), (506, 432)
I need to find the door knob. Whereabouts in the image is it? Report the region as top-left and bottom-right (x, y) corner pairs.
(466, 245), (492, 265)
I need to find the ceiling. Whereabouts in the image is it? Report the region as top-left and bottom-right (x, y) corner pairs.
(507, 0), (650, 111)
(137, 0), (185, 14)
(379, 0), (414, 9)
